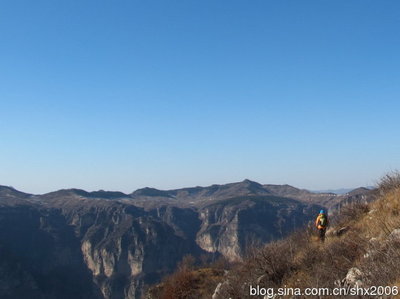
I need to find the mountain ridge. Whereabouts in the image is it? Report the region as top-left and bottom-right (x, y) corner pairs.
(0, 180), (377, 298)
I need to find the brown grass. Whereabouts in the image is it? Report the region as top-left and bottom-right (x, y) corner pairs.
(378, 170), (400, 194)
(145, 254), (225, 299)
(216, 173), (400, 298)
(148, 172), (400, 299)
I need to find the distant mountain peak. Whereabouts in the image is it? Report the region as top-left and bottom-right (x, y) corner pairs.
(43, 188), (128, 200)
(43, 188), (90, 198)
(347, 187), (374, 196)
(0, 185), (31, 198)
(132, 187), (173, 198)
(242, 179), (256, 183)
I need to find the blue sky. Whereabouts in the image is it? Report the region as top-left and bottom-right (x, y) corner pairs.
(1, 1), (399, 194)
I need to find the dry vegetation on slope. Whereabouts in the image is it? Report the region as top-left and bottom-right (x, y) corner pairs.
(147, 172), (400, 299)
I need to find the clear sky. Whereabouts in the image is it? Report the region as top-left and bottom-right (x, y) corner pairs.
(1, 0), (399, 194)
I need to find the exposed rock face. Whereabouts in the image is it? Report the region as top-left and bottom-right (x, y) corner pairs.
(0, 204), (100, 299)
(47, 199), (208, 299)
(0, 182), (375, 298)
(344, 267), (364, 287)
(313, 187), (376, 215)
(196, 196), (321, 261)
(0, 193), (208, 298)
(388, 228), (400, 241)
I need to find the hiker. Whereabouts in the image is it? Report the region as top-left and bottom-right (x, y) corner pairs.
(315, 210), (328, 242)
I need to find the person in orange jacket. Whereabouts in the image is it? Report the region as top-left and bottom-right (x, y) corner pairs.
(315, 210), (328, 242)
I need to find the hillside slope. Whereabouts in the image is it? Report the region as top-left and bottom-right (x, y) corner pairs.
(151, 174), (399, 299)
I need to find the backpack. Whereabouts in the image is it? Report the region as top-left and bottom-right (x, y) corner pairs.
(319, 215), (327, 228)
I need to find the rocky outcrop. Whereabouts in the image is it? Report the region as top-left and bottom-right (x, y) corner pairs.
(196, 196), (322, 261)
(344, 267), (364, 287)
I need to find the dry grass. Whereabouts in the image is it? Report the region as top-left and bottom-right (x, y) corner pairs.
(378, 170), (400, 195)
(355, 181), (400, 288)
(145, 254), (226, 299)
(159, 267), (225, 299)
(216, 173), (400, 299)
(148, 173), (400, 299)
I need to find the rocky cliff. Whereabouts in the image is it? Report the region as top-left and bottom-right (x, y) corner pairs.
(0, 182), (374, 298)
(196, 196), (321, 261)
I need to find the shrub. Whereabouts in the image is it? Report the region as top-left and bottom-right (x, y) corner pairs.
(378, 171), (400, 194)
(161, 267), (196, 299)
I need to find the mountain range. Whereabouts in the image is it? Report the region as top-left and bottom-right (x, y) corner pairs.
(0, 180), (376, 298)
